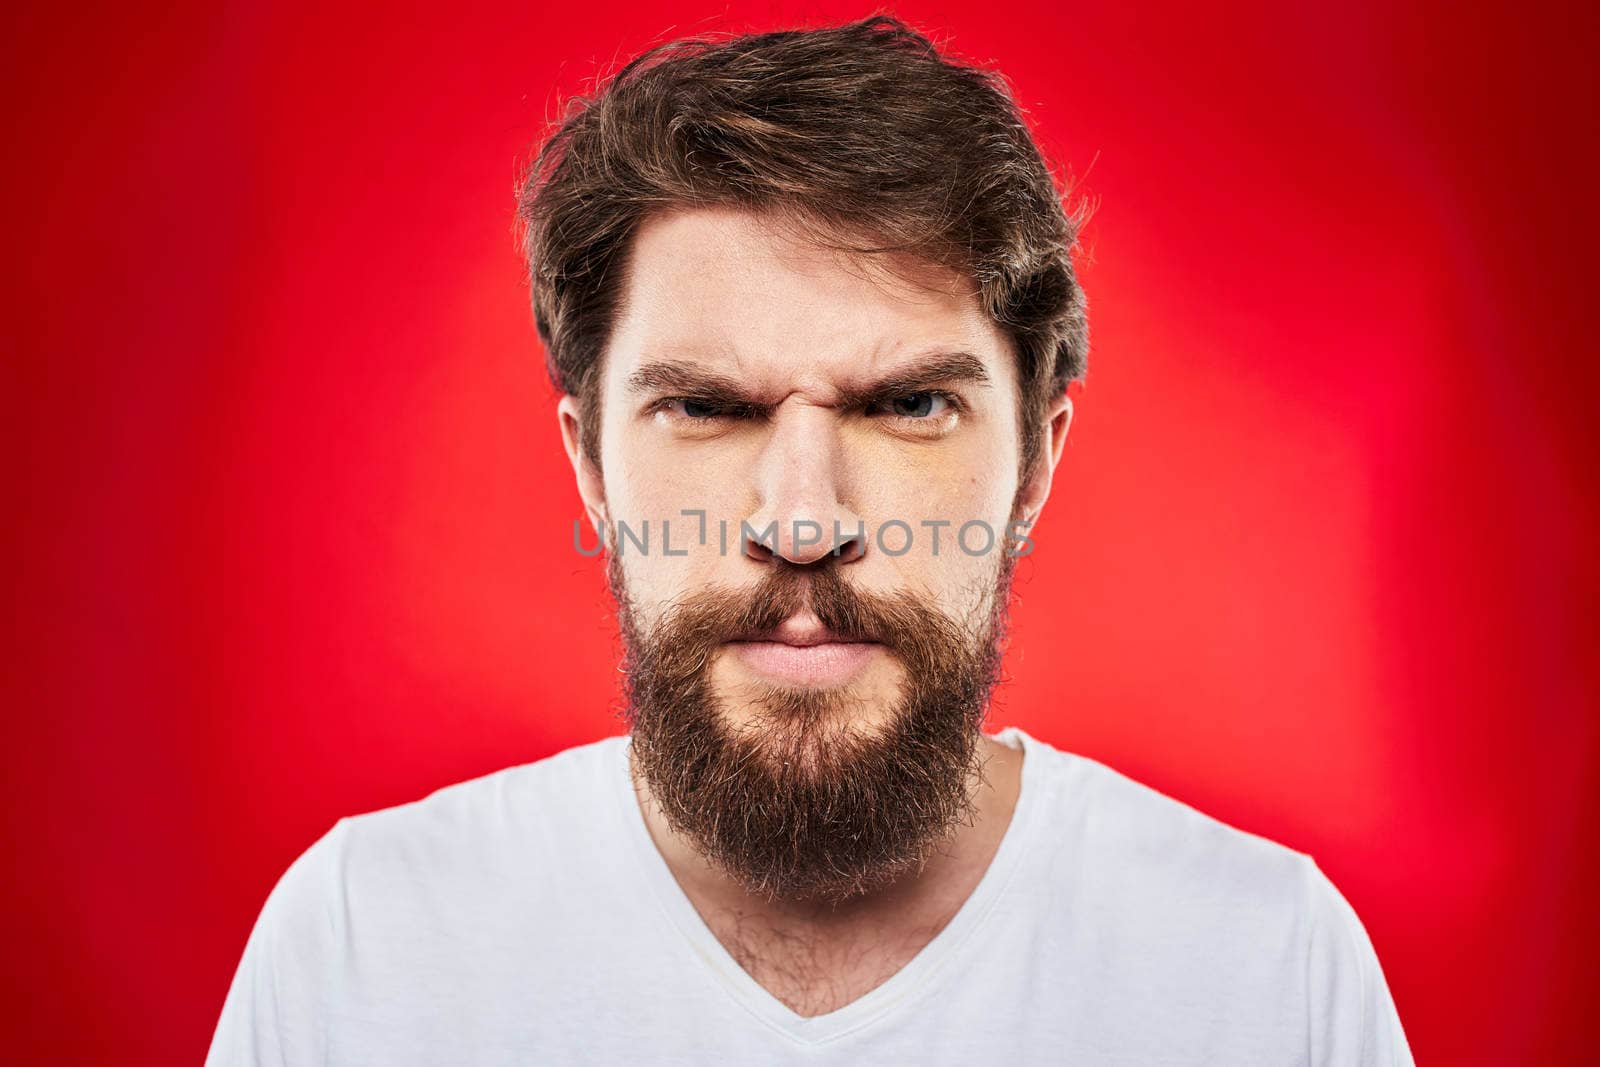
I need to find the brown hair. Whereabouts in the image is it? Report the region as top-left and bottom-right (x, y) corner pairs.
(517, 15), (1088, 480)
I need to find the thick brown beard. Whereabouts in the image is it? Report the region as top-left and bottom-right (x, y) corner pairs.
(612, 552), (1015, 903)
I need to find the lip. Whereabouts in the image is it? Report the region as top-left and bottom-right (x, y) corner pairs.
(724, 615), (883, 687)
(725, 639), (882, 687)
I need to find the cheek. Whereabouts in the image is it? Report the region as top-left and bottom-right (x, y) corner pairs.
(857, 440), (1019, 534)
(603, 429), (754, 613)
(858, 460), (1019, 610)
(605, 409), (752, 518)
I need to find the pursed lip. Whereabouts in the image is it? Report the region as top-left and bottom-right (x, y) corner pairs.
(723, 614), (884, 686)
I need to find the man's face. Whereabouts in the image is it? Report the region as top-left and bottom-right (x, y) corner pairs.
(559, 206), (1062, 899)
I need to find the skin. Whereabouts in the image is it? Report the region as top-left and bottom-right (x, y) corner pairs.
(558, 206), (1072, 1017)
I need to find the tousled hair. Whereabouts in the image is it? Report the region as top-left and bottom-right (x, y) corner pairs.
(517, 15), (1089, 480)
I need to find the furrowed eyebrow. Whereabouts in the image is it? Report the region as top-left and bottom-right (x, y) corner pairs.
(624, 360), (768, 413)
(833, 351), (992, 410)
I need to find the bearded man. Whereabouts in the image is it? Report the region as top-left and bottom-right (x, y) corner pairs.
(208, 16), (1412, 1065)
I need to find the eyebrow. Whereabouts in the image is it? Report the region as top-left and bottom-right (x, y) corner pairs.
(623, 351), (992, 412)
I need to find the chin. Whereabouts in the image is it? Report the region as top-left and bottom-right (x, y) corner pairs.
(710, 690), (903, 783)
(721, 678), (903, 737)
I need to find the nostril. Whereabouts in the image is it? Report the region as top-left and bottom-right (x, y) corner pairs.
(740, 521), (778, 561)
(832, 534), (867, 563)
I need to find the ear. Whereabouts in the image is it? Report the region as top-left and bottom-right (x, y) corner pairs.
(1014, 390), (1074, 526)
(557, 394), (607, 534)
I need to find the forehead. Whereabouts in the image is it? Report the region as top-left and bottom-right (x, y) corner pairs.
(603, 207), (1016, 394)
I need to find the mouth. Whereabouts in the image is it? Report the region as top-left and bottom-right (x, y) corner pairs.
(724, 615), (884, 687)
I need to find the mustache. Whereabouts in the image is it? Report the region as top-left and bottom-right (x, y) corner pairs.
(656, 565), (956, 662)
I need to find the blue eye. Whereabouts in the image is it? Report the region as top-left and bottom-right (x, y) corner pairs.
(886, 392), (950, 418)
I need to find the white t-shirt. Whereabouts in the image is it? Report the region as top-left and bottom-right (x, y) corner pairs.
(207, 728), (1413, 1065)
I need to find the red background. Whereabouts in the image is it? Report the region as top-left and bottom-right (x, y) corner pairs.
(7, 1), (1597, 1062)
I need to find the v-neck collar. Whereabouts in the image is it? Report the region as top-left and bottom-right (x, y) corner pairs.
(610, 726), (1045, 1047)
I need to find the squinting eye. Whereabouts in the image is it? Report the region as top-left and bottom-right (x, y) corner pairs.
(887, 392), (950, 418)
(679, 398), (722, 419)
(656, 397), (733, 420)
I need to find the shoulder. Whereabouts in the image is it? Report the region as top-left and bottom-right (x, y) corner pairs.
(264, 736), (628, 925)
(1009, 729), (1412, 1062)
(338, 735), (625, 853)
(1014, 728), (1314, 914)
(1010, 730), (1328, 998)
(333, 735), (627, 887)
(209, 739), (630, 1062)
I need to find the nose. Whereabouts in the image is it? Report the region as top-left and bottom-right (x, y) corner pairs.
(741, 402), (867, 565)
